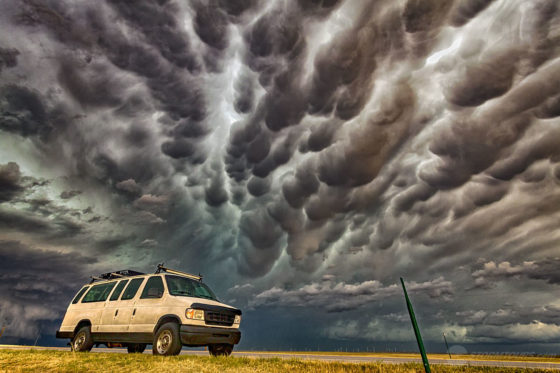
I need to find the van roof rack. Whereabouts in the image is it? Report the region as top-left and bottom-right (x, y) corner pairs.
(155, 264), (202, 282)
(90, 269), (145, 283)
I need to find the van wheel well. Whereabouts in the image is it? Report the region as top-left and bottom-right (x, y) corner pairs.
(73, 320), (92, 336)
(153, 315), (181, 334)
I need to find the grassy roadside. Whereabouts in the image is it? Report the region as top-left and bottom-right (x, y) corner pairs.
(242, 351), (560, 363)
(0, 350), (556, 373)
(4, 346), (560, 363)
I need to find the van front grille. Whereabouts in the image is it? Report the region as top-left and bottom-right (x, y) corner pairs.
(205, 311), (235, 326)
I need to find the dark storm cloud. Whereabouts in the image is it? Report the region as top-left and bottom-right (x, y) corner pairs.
(267, 198), (306, 234)
(488, 128), (560, 181)
(2, 0), (560, 349)
(240, 2), (315, 136)
(456, 306), (560, 329)
(252, 130), (301, 178)
(462, 176), (508, 208)
(449, 0), (496, 27)
(0, 162), (22, 202)
(443, 48), (518, 107)
(0, 166), (126, 250)
(192, 1), (230, 51)
(306, 120), (340, 153)
(59, 190), (81, 200)
(204, 164), (229, 207)
(245, 6), (304, 64)
(247, 176), (270, 197)
(237, 208), (284, 277)
(535, 93), (560, 119)
(316, 82), (416, 188)
(57, 60), (125, 109)
(170, 118), (210, 139)
(0, 207), (53, 236)
(472, 259), (560, 287)
(307, 11), (380, 120)
(402, 0), (453, 33)
(467, 323), (560, 342)
(296, 0), (343, 17)
(106, 0), (199, 72)
(393, 183), (436, 213)
(251, 277), (453, 312)
(233, 71), (255, 114)
(16, 0), (208, 137)
(115, 178), (141, 195)
(0, 240), (95, 338)
(0, 47), (19, 72)
(282, 163), (320, 209)
(418, 53), (560, 191)
(161, 138), (197, 159)
(225, 116), (265, 181)
(0, 85), (49, 138)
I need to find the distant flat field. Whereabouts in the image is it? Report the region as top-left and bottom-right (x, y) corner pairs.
(1, 347), (560, 372)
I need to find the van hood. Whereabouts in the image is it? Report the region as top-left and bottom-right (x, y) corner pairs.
(168, 295), (241, 314)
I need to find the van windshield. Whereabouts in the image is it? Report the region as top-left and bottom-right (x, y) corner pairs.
(165, 275), (218, 301)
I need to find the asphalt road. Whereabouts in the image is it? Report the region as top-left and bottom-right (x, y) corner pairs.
(2, 345), (560, 370)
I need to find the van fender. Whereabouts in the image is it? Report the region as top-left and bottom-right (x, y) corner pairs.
(153, 314), (182, 335)
(68, 319), (92, 339)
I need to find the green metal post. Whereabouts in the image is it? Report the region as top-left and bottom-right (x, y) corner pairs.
(400, 277), (431, 373)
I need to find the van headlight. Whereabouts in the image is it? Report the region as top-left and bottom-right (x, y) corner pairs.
(234, 315), (241, 324)
(186, 308), (204, 320)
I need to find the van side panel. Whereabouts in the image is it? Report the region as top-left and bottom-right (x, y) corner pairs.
(129, 275), (168, 333)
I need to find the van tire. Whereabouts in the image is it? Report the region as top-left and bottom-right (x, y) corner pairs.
(127, 343), (147, 353)
(209, 343), (233, 357)
(152, 322), (181, 356)
(72, 326), (94, 352)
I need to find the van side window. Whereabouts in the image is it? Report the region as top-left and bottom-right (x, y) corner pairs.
(71, 286), (89, 304)
(109, 279), (129, 301)
(121, 278), (144, 300)
(82, 282), (117, 303)
(140, 276), (164, 299)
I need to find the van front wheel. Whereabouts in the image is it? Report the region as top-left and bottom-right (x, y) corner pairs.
(153, 322), (182, 356)
(72, 326), (93, 352)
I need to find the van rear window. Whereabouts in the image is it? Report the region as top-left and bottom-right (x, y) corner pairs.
(71, 286), (89, 304)
(82, 282), (117, 303)
(121, 278), (144, 300)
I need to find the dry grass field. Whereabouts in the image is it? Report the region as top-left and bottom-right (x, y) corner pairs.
(0, 349), (557, 373)
(248, 351), (560, 363)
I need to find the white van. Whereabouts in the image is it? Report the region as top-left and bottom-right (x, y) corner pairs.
(55, 265), (241, 356)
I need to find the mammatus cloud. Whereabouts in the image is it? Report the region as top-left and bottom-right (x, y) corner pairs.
(1, 0), (559, 348)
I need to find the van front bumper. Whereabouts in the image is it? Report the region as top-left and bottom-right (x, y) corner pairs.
(180, 325), (241, 346)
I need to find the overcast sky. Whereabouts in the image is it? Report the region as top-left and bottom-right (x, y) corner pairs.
(1, 0), (560, 353)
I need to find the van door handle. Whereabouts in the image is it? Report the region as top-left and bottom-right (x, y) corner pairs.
(132, 309), (136, 316)
(114, 310), (118, 317)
